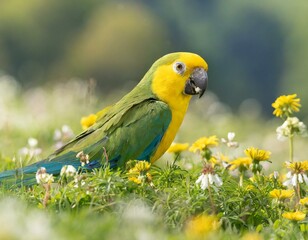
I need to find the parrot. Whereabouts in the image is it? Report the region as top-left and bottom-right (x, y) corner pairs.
(0, 52), (208, 185)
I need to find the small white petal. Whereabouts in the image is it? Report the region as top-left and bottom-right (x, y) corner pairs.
(201, 175), (209, 190)
(292, 174), (298, 186)
(208, 174), (214, 185)
(298, 174), (304, 183)
(214, 174), (223, 186)
(19, 147), (29, 156)
(303, 174), (308, 185)
(228, 132), (235, 141)
(286, 171), (292, 178)
(196, 174), (204, 184)
(53, 129), (62, 141)
(273, 171), (279, 179)
(283, 179), (291, 187)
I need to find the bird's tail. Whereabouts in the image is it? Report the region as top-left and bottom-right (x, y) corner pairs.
(0, 166), (37, 186)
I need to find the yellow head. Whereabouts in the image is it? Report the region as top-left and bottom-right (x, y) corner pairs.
(150, 52), (208, 111)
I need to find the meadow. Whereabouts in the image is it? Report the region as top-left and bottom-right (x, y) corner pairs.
(1, 75), (308, 239)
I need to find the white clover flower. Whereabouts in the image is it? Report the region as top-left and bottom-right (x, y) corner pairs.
(60, 165), (77, 177)
(36, 167), (54, 184)
(276, 117), (307, 141)
(196, 173), (223, 190)
(221, 132), (239, 148)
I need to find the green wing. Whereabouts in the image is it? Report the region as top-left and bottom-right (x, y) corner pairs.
(48, 98), (171, 169)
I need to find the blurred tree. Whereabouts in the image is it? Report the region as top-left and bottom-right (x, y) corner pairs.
(0, 0), (100, 86)
(60, 2), (169, 90)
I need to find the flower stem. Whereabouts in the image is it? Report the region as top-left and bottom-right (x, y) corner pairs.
(207, 185), (216, 213)
(296, 181), (301, 203)
(289, 134), (294, 163)
(239, 173), (243, 187)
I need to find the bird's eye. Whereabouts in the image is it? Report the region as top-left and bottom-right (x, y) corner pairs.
(173, 62), (186, 75)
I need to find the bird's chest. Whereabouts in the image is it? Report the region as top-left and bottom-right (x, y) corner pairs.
(150, 109), (186, 162)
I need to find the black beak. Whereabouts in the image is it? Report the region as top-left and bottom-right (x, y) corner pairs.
(184, 68), (208, 98)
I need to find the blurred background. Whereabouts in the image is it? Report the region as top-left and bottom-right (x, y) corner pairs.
(1, 0), (308, 115)
(0, 0), (308, 165)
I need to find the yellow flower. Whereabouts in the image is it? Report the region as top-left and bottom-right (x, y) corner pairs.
(129, 161), (151, 173)
(128, 176), (142, 184)
(282, 211), (306, 221)
(189, 135), (219, 153)
(185, 214), (220, 239)
(245, 184), (255, 192)
(126, 160), (151, 175)
(285, 161), (308, 173)
(269, 189), (294, 200)
(299, 197), (308, 206)
(245, 147), (271, 162)
(229, 157), (252, 171)
(167, 143), (189, 153)
(80, 114), (97, 130)
(272, 94), (301, 117)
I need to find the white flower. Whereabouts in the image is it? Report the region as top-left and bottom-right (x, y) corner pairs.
(221, 132), (239, 148)
(196, 173), (223, 190)
(273, 171), (279, 179)
(54, 125), (74, 149)
(28, 138), (38, 148)
(19, 138), (42, 158)
(60, 165), (77, 177)
(36, 167), (54, 184)
(283, 171), (308, 187)
(276, 117), (307, 141)
(76, 151), (89, 166)
(74, 176), (86, 188)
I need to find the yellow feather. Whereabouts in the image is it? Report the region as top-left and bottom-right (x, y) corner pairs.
(150, 53), (208, 162)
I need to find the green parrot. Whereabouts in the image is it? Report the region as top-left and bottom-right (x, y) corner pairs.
(0, 52), (208, 185)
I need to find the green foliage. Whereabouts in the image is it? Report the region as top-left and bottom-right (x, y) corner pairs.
(1, 80), (308, 239)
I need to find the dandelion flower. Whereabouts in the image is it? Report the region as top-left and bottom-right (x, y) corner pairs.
(282, 211), (306, 221)
(189, 135), (219, 153)
(269, 189), (294, 200)
(245, 147), (271, 162)
(185, 214), (220, 238)
(127, 161), (151, 184)
(80, 114), (97, 130)
(299, 197), (308, 206)
(129, 161), (151, 174)
(229, 157), (252, 171)
(128, 176), (142, 184)
(272, 94), (301, 118)
(167, 142), (189, 153)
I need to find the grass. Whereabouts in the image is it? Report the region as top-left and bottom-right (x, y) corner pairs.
(1, 76), (308, 239)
